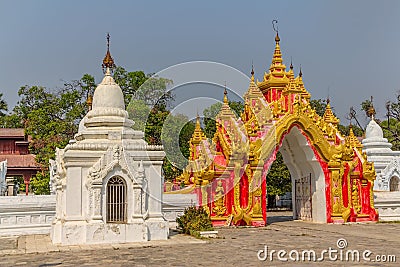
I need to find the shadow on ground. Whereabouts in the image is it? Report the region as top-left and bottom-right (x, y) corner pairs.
(267, 210), (293, 224)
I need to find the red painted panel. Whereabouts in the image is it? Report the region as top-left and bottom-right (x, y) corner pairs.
(342, 163), (350, 208)
(261, 171), (267, 223)
(240, 174), (249, 208)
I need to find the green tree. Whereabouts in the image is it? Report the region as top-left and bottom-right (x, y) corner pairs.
(14, 75), (95, 168)
(124, 72), (191, 180)
(29, 172), (50, 195)
(12, 74), (96, 194)
(0, 113), (23, 128)
(0, 94), (21, 128)
(113, 66), (173, 107)
(360, 94), (400, 150)
(0, 93), (8, 117)
(381, 118), (400, 150)
(309, 99), (327, 117)
(266, 151), (291, 196)
(161, 114), (195, 180)
(203, 101), (244, 138)
(113, 66), (147, 106)
(361, 98), (373, 117)
(127, 99), (150, 132)
(133, 76), (173, 108)
(337, 124), (364, 137)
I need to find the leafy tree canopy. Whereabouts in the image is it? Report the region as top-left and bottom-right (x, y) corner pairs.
(309, 99), (327, 117)
(0, 93), (8, 117)
(266, 151), (291, 196)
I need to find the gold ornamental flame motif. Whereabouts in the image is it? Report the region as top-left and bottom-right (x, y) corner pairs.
(102, 50), (115, 69)
(102, 33), (116, 73)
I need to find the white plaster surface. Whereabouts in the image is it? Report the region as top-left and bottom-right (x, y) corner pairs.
(162, 194), (198, 227)
(0, 196), (55, 236)
(374, 191), (400, 221)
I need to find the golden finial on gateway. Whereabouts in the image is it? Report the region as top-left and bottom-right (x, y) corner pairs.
(323, 98), (340, 125)
(223, 83), (228, 104)
(273, 19), (280, 43)
(251, 63), (255, 82)
(347, 124), (363, 150)
(191, 113), (206, 145)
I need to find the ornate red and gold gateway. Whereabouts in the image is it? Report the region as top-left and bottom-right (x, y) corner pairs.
(169, 32), (378, 226)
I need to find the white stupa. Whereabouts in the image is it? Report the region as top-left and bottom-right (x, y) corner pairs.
(51, 35), (168, 245)
(362, 115), (400, 191)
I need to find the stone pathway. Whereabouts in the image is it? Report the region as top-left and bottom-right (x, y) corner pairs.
(1, 212), (399, 266)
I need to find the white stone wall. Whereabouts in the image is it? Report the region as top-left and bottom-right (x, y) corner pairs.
(374, 192), (400, 221)
(0, 196), (56, 236)
(162, 194), (198, 228)
(0, 194), (196, 236)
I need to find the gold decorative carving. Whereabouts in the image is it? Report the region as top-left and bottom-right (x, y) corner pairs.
(212, 180), (226, 216)
(351, 179), (361, 213)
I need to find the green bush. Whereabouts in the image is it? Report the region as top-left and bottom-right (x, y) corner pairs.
(30, 171), (50, 195)
(176, 206), (213, 237)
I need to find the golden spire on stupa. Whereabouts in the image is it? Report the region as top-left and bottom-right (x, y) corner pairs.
(323, 98), (340, 125)
(366, 96), (376, 120)
(102, 33), (116, 74)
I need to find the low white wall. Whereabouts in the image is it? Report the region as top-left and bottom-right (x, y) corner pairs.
(162, 194), (198, 228)
(0, 195), (56, 236)
(374, 191), (400, 221)
(0, 193), (197, 236)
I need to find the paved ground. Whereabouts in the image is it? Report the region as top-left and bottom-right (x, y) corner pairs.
(1, 212), (399, 266)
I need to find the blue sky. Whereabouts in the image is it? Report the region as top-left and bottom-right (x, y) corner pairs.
(0, 0), (400, 125)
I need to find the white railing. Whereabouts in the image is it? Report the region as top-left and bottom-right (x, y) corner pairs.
(0, 195), (56, 236)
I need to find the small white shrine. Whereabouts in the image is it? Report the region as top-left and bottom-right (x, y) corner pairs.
(362, 118), (400, 191)
(51, 36), (168, 244)
(362, 111), (400, 221)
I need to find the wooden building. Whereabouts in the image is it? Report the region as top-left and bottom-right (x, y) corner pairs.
(0, 128), (40, 195)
